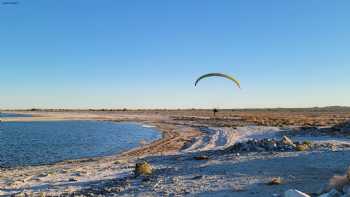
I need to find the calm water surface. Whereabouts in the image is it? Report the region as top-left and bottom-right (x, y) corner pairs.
(0, 121), (161, 167)
(0, 113), (32, 118)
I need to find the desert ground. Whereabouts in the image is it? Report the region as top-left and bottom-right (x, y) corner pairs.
(1, 108), (350, 196)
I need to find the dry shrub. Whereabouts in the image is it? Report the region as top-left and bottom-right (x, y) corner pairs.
(302, 141), (312, 146)
(135, 161), (153, 176)
(295, 144), (309, 151)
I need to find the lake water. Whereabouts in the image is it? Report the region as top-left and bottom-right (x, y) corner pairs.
(0, 121), (161, 167)
(0, 113), (32, 118)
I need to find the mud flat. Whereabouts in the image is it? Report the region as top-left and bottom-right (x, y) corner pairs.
(1, 110), (350, 196)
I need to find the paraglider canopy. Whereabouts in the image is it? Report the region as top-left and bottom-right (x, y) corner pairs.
(194, 73), (241, 89)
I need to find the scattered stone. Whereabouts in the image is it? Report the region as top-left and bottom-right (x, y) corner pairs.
(268, 177), (283, 185)
(284, 189), (311, 197)
(225, 137), (297, 153)
(142, 177), (151, 182)
(60, 169), (69, 174)
(38, 173), (51, 178)
(282, 136), (295, 147)
(194, 155), (209, 160)
(135, 161), (153, 176)
(30, 177), (42, 181)
(68, 178), (78, 182)
(71, 172), (83, 176)
(192, 175), (203, 180)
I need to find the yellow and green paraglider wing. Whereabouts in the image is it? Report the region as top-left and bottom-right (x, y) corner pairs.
(194, 73), (241, 89)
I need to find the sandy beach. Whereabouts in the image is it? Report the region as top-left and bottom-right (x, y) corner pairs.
(1, 109), (350, 196)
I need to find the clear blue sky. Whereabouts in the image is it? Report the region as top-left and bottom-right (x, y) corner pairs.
(0, 0), (349, 109)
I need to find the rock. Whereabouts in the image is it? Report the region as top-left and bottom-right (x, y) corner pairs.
(68, 178), (78, 182)
(60, 169), (69, 174)
(71, 172), (83, 176)
(192, 175), (203, 180)
(265, 141), (277, 151)
(30, 177), (41, 181)
(38, 173), (51, 177)
(267, 177), (283, 185)
(194, 155), (209, 160)
(284, 189), (310, 197)
(319, 189), (342, 197)
(135, 161), (153, 176)
(282, 136), (295, 147)
(142, 177), (151, 182)
(226, 136), (306, 154)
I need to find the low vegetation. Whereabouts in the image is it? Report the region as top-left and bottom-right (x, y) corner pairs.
(135, 161), (153, 176)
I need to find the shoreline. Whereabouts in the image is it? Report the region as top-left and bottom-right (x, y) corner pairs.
(0, 112), (201, 196)
(1, 110), (350, 196)
(0, 113), (201, 169)
(0, 121), (171, 170)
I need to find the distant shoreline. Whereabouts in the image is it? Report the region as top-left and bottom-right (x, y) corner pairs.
(2, 106), (350, 112)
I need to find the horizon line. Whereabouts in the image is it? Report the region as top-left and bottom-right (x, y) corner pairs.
(1, 106), (350, 111)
